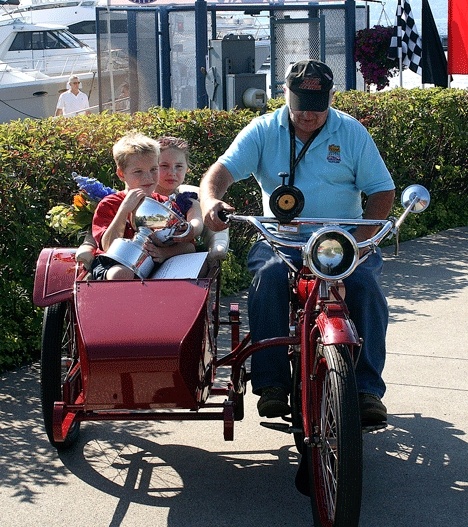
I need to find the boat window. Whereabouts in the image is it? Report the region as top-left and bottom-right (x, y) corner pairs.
(64, 19), (128, 37)
(68, 20), (97, 35)
(8, 30), (84, 51)
(51, 30), (84, 49)
(9, 32), (32, 51)
(98, 19), (128, 34)
(31, 32), (44, 50)
(44, 31), (69, 49)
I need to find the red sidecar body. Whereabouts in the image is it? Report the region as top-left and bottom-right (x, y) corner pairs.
(74, 278), (213, 410)
(33, 246), (241, 445)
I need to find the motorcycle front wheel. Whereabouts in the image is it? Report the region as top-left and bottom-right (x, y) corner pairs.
(306, 343), (362, 527)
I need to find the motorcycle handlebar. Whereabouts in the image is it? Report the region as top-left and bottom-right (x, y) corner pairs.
(218, 184), (430, 254)
(223, 214), (395, 251)
(217, 209), (229, 223)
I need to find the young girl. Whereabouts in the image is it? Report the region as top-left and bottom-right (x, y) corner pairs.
(155, 136), (203, 243)
(91, 132), (195, 280)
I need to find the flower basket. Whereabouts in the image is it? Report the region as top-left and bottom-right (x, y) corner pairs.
(47, 173), (117, 238)
(354, 25), (400, 91)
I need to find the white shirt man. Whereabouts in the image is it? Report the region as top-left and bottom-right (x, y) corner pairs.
(55, 76), (90, 117)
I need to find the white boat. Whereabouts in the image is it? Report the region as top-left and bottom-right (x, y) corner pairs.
(0, 0), (126, 51)
(0, 0), (272, 120)
(0, 19), (101, 75)
(2, 0), (270, 67)
(0, 63), (128, 123)
(0, 61), (94, 121)
(0, 4), (128, 122)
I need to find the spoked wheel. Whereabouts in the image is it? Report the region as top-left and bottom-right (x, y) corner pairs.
(306, 344), (362, 527)
(41, 302), (81, 449)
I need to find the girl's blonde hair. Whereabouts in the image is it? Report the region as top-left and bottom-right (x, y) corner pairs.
(113, 132), (160, 170)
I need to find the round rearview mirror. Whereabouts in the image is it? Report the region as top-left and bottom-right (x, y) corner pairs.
(401, 184), (430, 213)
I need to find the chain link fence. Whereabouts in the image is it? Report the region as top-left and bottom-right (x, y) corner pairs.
(97, 2), (366, 112)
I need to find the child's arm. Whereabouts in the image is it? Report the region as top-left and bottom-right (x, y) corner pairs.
(172, 198), (203, 243)
(100, 189), (146, 251)
(144, 240), (195, 264)
(187, 199), (204, 238)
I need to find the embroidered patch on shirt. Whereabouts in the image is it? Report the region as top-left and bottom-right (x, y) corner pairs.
(327, 144), (341, 163)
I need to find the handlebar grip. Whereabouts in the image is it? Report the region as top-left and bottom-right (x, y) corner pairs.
(217, 209), (229, 223)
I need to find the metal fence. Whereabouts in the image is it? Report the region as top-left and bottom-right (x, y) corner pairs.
(96, 1), (367, 113)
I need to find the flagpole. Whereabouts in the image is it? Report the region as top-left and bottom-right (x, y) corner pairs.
(398, 23), (403, 87)
(106, 0), (115, 113)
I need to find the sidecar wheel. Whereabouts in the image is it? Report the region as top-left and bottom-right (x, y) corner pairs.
(41, 302), (80, 450)
(306, 344), (362, 527)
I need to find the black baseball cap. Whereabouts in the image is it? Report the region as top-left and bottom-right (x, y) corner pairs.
(286, 60), (334, 112)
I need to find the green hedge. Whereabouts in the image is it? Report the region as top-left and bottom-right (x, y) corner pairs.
(1, 88), (467, 372)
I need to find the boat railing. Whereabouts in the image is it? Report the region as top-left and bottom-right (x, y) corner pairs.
(7, 48), (128, 77)
(100, 96), (130, 113)
(81, 98), (129, 116)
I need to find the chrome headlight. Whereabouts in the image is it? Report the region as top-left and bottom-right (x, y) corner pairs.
(303, 227), (359, 280)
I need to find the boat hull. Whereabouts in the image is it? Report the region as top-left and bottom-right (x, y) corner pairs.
(0, 69), (128, 122)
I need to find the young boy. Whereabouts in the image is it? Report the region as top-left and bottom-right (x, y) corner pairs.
(91, 132), (195, 280)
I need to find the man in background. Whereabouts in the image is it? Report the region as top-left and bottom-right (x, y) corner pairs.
(55, 75), (90, 117)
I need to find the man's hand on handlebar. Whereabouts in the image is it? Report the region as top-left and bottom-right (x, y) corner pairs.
(201, 198), (234, 231)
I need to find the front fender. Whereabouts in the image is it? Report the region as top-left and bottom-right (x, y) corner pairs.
(315, 304), (360, 346)
(33, 248), (77, 307)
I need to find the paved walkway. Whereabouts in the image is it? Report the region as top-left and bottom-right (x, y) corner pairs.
(0, 228), (467, 526)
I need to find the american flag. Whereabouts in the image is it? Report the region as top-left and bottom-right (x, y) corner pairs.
(388, 0), (423, 76)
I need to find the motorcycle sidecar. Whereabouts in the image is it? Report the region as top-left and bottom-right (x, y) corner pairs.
(33, 239), (242, 449)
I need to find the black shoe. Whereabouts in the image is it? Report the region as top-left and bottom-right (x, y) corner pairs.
(257, 387), (290, 418)
(359, 393), (387, 425)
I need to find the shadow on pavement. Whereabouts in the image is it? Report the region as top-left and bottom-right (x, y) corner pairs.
(362, 413), (467, 526)
(1, 228), (467, 526)
(1, 362), (466, 526)
(58, 432), (303, 527)
(381, 228), (468, 313)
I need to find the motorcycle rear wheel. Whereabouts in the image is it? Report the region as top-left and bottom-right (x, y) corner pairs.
(307, 343), (362, 527)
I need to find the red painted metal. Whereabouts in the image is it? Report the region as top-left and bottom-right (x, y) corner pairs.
(301, 280), (318, 441)
(34, 244), (359, 445)
(315, 308), (359, 346)
(35, 243), (358, 444)
(33, 248), (77, 307)
(74, 279), (213, 410)
(296, 273), (316, 306)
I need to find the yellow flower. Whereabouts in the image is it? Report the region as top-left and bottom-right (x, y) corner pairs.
(73, 193), (87, 209)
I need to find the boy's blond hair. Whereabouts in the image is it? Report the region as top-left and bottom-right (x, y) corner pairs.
(113, 132), (160, 171)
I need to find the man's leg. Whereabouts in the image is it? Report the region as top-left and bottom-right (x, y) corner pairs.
(247, 241), (301, 417)
(343, 249), (388, 423)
